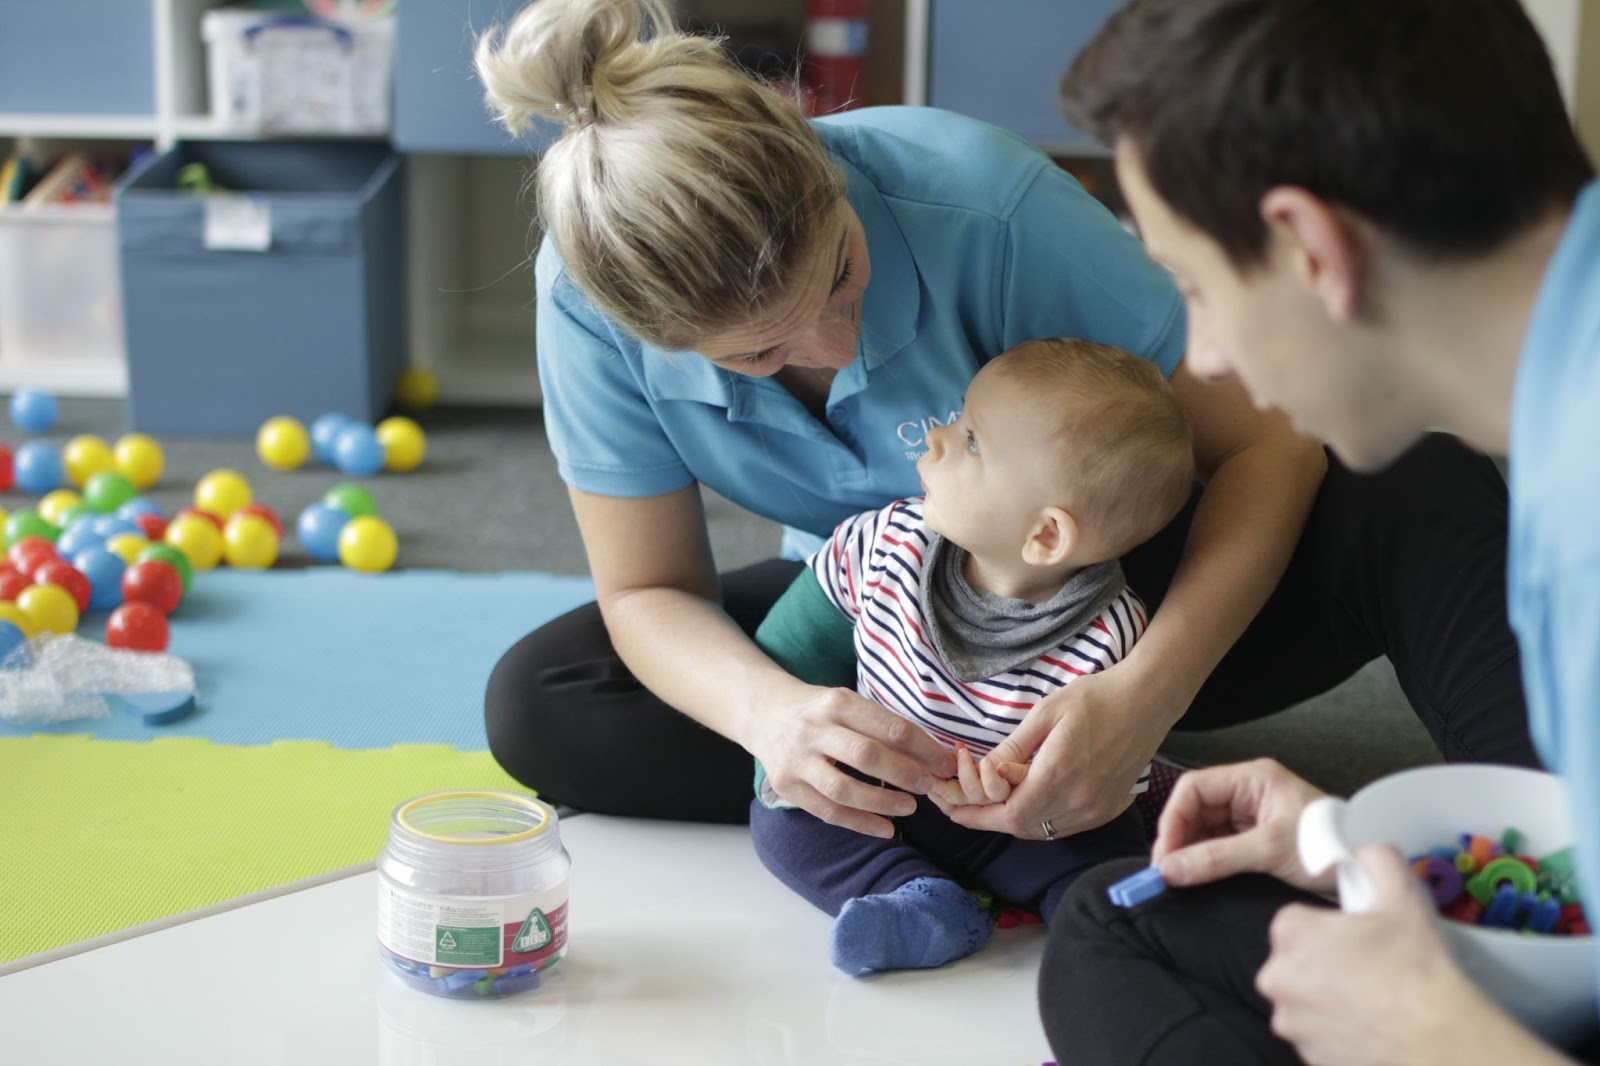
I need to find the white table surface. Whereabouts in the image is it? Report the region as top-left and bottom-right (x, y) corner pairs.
(0, 814), (1055, 1065)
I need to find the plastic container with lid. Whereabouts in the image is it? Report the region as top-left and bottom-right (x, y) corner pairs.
(377, 790), (570, 999)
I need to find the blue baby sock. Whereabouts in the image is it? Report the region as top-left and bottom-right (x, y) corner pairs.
(830, 876), (993, 976)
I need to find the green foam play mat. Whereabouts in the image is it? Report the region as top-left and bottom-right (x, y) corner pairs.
(0, 735), (527, 965)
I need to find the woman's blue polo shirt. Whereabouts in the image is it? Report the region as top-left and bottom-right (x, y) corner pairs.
(535, 106), (1186, 553)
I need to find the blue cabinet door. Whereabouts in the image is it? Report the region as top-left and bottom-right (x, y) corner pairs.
(927, 0), (1126, 152)
(394, 0), (560, 156)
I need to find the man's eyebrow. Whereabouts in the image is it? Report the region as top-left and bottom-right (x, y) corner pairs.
(727, 228), (849, 363)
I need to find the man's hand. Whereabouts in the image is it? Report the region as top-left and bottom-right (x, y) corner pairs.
(1151, 757), (1332, 892)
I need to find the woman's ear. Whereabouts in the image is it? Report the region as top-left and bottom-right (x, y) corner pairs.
(1021, 506), (1079, 567)
(1260, 185), (1365, 323)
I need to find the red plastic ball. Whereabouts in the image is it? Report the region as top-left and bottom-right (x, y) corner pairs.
(121, 559), (183, 615)
(0, 444), (13, 492)
(234, 503), (284, 538)
(8, 537), (58, 578)
(34, 561), (91, 613)
(134, 513), (168, 540)
(175, 506), (224, 532)
(0, 565), (30, 602)
(106, 602), (169, 653)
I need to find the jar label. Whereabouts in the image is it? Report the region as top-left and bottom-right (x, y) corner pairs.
(377, 881), (569, 970)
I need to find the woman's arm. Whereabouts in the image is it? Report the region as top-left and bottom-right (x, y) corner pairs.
(951, 366), (1326, 837)
(569, 485), (955, 837)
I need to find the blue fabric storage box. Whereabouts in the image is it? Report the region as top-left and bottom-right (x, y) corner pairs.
(115, 141), (406, 435)
(0, 2), (155, 115)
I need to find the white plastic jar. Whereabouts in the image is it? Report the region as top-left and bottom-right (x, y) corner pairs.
(376, 790), (570, 999)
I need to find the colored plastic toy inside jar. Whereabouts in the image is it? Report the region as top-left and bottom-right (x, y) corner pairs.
(376, 790), (570, 999)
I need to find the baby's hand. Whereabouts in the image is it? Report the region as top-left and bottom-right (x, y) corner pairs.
(928, 746), (1028, 810)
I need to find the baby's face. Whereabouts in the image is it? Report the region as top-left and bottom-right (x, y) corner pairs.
(915, 362), (1072, 563)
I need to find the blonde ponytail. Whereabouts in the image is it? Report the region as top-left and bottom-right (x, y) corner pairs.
(476, 0), (846, 350)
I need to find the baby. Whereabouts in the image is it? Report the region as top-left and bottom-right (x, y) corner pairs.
(751, 337), (1195, 974)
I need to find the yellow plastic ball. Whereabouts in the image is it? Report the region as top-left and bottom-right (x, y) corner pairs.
(396, 367), (439, 411)
(113, 434), (165, 490)
(63, 436), (115, 488)
(38, 490), (84, 527)
(164, 514), (225, 571)
(194, 469), (252, 520)
(256, 416), (310, 472)
(337, 516), (398, 573)
(223, 514), (279, 570)
(375, 416), (427, 473)
(17, 583), (78, 635)
(106, 533), (151, 566)
(0, 602), (37, 639)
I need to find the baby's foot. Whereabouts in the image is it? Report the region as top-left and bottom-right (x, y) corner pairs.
(830, 877), (992, 976)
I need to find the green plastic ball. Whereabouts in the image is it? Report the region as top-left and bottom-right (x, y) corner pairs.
(323, 483), (379, 519)
(2, 510), (57, 549)
(84, 471), (139, 514)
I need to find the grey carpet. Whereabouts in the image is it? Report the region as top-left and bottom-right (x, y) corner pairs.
(19, 396), (1437, 796)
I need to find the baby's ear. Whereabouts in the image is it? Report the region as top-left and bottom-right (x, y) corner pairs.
(1021, 506), (1078, 567)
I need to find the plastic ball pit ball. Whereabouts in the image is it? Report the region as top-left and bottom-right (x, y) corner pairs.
(63, 436), (114, 488)
(106, 534), (150, 567)
(256, 417), (311, 471)
(234, 503), (283, 538)
(83, 471), (138, 514)
(376, 416), (426, 472)
(323, 483), (378, 519)
(0, 602), (35, 639)
(136, 543), (193, 594)
(122, 560), (184, 615)
(0, 567), (29, 601)
(10, 388), (57, 433)
(223, 514), (279, 570)
(0, 619), (26, 665)
(195, 469), (252, 519)
(296, 502), (349, 563)
(106, 602), (170, 653)
(338, 516), (398, 573)
(15, 441), (64, 495)
(0, 443), (13, 492)
(8, 537), (58, 577)
(113, 434), (164, 490)
(72, 547), (126, 611)
(396, 367), (439, 411)
(311, 413), (355, 465)
(34, 561), (91, 613)
(333, 424), (385, 477)
(165, 514), (225, 571)
(18, 583), (79, 635)
(2, 512), (55, 550)
(37, 490), (82, 526)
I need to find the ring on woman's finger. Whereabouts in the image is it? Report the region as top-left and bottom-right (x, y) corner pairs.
(1041, 819), (1057, 840)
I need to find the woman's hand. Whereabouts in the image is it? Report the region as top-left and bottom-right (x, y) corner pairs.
(749, 682), (957, 838)
(1151, 757), (1332, 893)
(941, 664), (1169, 838)
(1258, 844), (1571, 1066)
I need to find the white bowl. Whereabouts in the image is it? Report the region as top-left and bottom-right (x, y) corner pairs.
(1298, 764), (1595, 1046)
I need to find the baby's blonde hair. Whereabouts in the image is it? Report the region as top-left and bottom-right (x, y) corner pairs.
(995, 339), (1195, 556)
(476, 0), (846, 350)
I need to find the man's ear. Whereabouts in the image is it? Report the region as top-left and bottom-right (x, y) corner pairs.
(1021, 506), (1079, 567)
(1260, 186), (1364, 323)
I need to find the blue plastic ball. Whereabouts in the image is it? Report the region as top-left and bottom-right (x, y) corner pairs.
(0, 620), (27, 669)
(14, 440), (64, 495)
(55, 521), (105, 558)
(296, 501), (350, 563)
(116, 497), (165, 522)
(10, 388), (58, 433)
(73, 547), (127, 611)
(91, 515), (142, 540)
(311, 413), (355, 466)
(332, 423), (385, 477)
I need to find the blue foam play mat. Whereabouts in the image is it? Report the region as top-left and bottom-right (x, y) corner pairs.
(0, 568), (596, 750)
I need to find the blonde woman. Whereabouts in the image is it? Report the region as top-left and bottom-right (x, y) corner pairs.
(479, 0), (1532, 845)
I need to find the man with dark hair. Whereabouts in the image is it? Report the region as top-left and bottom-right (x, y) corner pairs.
(1039, 1), (1600, 1064)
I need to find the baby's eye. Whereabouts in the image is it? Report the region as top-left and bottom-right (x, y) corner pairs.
(965, 430), (979, 455)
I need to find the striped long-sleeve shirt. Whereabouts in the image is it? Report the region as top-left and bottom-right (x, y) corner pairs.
(810, 498), (1152, 791)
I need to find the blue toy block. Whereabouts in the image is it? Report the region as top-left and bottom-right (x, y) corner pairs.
(1107, 866), (1167, 908)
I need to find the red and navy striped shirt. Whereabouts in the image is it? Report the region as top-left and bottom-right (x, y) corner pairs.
(810, 498), (1152, 791)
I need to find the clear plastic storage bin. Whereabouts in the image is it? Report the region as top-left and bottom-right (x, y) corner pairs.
(0, 204), (125, 374)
